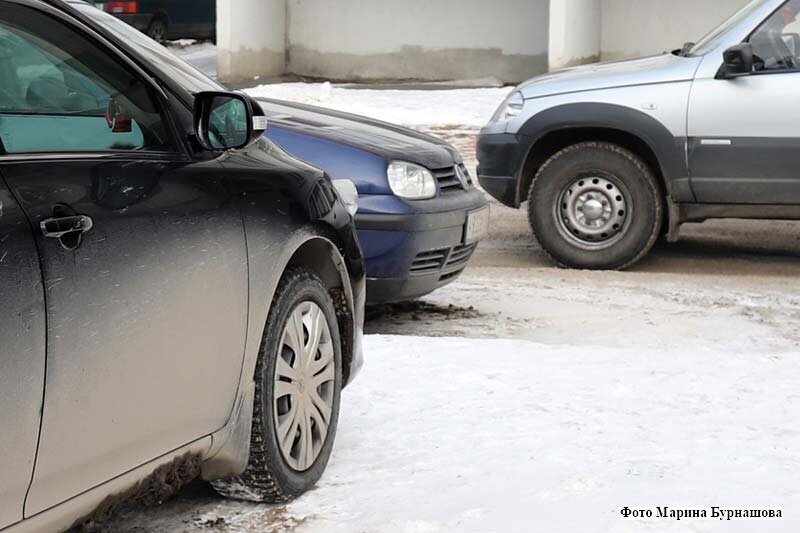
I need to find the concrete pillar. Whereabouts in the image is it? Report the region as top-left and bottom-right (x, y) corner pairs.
(548, 0), (601, 70)
(217, 0), (286, 84)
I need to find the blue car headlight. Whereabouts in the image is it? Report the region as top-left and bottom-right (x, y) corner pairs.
(387, 161), (436, 200)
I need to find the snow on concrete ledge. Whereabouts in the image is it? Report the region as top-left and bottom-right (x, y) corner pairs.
(245, 82), (513, 130)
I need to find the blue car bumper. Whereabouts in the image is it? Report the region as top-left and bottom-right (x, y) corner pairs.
(355, 188), (488, 305)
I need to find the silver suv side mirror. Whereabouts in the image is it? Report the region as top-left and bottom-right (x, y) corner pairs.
(718, 43), (754, 79)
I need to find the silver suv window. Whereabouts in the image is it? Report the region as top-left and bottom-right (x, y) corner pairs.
(750, 0), (800, 70)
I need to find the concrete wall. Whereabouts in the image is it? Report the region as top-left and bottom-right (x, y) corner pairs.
(549, 0), (601, 70)
(217, 0), (286, 83)
(284, 0), (549, 83)
(218, 0), (754, 83)
(599, 0), (752, 61)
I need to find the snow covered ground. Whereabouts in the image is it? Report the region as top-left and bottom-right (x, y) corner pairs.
(104, 45), (800, 533)
(298, 334), (800, 533)
(108, 332), (800, 533)
(244, 82), (512, 130)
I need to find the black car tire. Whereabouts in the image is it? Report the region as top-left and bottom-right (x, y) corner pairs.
(211, 268), (343, 502)
(528, 142), (663, 270)
(146, 17), (168, 43)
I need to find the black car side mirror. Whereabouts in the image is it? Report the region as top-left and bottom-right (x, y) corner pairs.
(194, 91), (268, 151)
(719, 43), (754, 79)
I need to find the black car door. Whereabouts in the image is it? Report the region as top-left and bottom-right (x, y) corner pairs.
(0, 177), (46, 530)
(0, 3), (248, 516)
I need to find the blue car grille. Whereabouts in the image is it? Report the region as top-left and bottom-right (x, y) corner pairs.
(432, 164), (472, 192)
(446, 242), (477, 267)
(410, 249), (448, 274)
(410, 242), (478, 277)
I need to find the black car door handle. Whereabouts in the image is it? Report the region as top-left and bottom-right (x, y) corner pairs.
(40, 215), (94, 239)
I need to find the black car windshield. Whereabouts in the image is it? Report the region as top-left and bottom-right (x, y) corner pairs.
(690, 0), (769, 55)
(71, 2), (226, 94)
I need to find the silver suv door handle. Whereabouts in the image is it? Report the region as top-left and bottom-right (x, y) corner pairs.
(40, 215), (94, 239)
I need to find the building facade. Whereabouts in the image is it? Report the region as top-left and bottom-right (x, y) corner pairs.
(550, 0), (752, 69)
(218, 0), (753, 84)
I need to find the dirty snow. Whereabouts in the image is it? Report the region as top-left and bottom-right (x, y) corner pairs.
(107, 332), (800, 533)
(286, 335), (800, 533)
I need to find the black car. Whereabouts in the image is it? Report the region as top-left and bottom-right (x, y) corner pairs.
(0, 1), (363, 531)
(96, 0), (215, 42)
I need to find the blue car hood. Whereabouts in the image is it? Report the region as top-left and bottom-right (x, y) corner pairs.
(255, 98), (460, 169)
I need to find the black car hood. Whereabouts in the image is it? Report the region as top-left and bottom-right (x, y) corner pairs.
(255, 98), (461, 169)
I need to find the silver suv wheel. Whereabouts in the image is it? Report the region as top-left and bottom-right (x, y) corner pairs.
(529, 142), (662, 270)
(556, 174), (631, 249)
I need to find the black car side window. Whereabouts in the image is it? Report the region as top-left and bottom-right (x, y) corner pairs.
(0, 4), (174, 154)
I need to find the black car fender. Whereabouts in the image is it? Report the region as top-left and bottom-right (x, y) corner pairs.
(200, 140), (365, 480)
(201, 224), (359, 481)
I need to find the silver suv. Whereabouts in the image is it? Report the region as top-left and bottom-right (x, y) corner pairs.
(479, 0), (800, 269)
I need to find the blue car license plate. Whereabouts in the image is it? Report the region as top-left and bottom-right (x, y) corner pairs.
(465, 206), (490, 244)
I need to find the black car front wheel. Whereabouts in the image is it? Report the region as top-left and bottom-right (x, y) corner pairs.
(212, 268), (343, 502)
(528, 142), (663, 270)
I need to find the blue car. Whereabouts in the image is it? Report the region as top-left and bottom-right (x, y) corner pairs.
(257, 98), (490, 305)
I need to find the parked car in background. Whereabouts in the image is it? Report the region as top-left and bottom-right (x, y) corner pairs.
(0, 1), (363, 531)
(96, 0), (215, 42)
(259, 98), (490, 305)
(479, 0), (800, 270)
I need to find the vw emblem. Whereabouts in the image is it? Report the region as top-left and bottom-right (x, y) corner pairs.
(455, 165), (471, 190)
